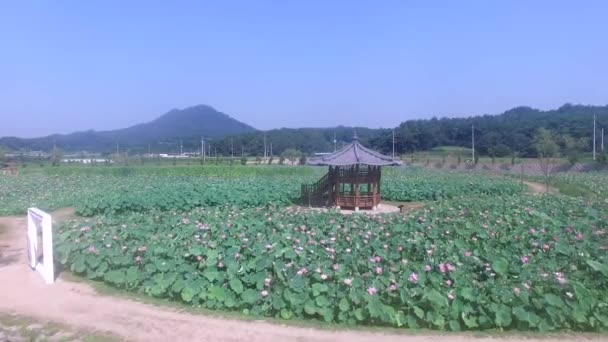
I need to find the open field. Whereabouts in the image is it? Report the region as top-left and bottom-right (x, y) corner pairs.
(2, 165), (608, 337)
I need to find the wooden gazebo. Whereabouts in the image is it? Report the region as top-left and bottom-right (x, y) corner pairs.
(301, 133), (401, 211)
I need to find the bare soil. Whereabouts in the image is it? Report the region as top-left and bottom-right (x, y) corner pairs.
(523, 181), (557, 194)
(0, 210), (605, 342)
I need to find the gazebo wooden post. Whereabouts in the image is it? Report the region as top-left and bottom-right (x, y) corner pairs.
(370, 165), (376, 210)
(354, 164), (360, 211)
(377, 166), (382, 207)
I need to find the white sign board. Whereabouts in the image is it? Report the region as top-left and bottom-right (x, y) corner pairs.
(27, 208), (54, 284)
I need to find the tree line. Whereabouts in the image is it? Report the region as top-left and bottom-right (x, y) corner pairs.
(2, 104), (607, 159)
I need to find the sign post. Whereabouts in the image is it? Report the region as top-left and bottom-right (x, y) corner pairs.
(27, 208), (54, 284)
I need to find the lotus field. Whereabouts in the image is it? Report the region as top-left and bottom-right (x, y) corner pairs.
(3, 166), (608, 332)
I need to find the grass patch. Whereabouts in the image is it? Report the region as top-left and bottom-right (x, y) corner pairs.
(0, 313), (122, 341)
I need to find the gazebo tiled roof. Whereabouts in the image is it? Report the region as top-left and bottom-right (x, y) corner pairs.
(307, 133), (402, 166)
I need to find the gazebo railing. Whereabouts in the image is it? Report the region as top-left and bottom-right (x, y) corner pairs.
(301, 172), (330, 206)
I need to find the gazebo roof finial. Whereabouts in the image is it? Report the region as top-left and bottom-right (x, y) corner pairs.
(352, 130), (358, 141)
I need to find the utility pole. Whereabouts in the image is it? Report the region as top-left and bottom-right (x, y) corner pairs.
(201, 137), (205, 162)
(392, 129), (395, 159)
(179, 140), (183, 156)
(593, 114), (596, 161)
(471, 124), (475, 161)
(241, 145), (244, 157)
(263, 135), (267, 158)
(231, 138), (234, 158)
(270, 143), (273, 157)
(602, 127), (605, 152)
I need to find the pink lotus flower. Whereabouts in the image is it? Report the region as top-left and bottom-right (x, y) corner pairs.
(333, 264), (340, 271)
(344, 278), (352, 286)
(446, 263), (455, 272)
(523, 282), (531, 289)
(514, 287), (521, 295)
(464, 251), (472, 257)
(424, 265), (432, 272)
(261, 290), (268, 297)
(576, 232), (583, 241)
(389, 284), (398, 292)
(521, 256), (529, 264)
(446, 279), (452, 286)
(439, 263), (447, 273)
(367, 287), (377, 295)
(447, 292), (455, 301)
(320, 274), (328, 280)
(80, 226), (91, 232)
(542, 244), (550, 251)
(296, 268), (308, 276)
(137, 245), (147, 252)
(217, 261), (224, 268)
(346, 248), (351, 253)
(134, 255), (142, 263)
(408, 272), (418, 283)
(87, 245), (98, 254)
(529, 228), (536, 234)
(375, 267), (383, 275)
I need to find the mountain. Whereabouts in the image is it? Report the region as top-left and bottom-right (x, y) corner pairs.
(0, 105), (256, 152)
(2, 103), (607, 157)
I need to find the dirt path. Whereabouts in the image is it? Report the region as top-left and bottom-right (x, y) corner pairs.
(523, 181), (556, 194)
(0, 211), (605, 342)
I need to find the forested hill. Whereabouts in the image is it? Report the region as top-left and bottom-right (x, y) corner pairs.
(381, 104), (607, 157)
(1, 103), (606, 157)
(201, 104), (608, 158)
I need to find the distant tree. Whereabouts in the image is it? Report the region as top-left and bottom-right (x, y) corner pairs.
(598, 151), (607, 165)
(255, 156), (262, 165)
(51, 148), (63, 167)
(299, 154), (307, 165)
(279, 156), (285, 165)
(240, 157), (247, 165)
(281, 149), (302, 165)
(562, 134), (587, 165)
(0, 147), (5, 165)
(268, 156), (274, 165)
(533, 128), (560, 192)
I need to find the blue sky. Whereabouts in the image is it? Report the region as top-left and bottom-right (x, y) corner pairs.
(1, 1), (607, 137)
